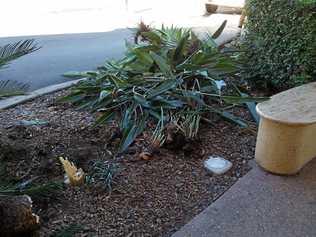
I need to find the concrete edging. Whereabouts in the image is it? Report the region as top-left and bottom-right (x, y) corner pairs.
(172, 160), (316, 237)
(0, 79), (86, 110)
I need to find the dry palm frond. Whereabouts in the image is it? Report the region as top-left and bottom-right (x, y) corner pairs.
(172, 112), (201, 140)
(134, 21), (152, 44)
(150, 112), (166, 149)
(151, 127), (166, 149)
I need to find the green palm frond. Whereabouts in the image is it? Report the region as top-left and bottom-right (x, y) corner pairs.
(0, 181), (63, 199)
(0, 39), (40, 69)
(52, 223), (84, 237)
(0, 80), (29, 98)
(0, 164), (63, 199)
(0, 39), (40, 98)
(212, 20), (227, 39)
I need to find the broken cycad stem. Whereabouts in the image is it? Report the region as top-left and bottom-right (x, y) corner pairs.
(59, 157), (85, 186)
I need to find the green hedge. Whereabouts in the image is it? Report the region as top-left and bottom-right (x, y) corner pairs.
(241, 0), (316, 92)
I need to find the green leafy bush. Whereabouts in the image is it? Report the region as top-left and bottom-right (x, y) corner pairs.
(63, 24), (265, 152)
(241, 0), (316, 92)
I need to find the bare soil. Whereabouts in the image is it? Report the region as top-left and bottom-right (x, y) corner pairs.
(0, 90), (256, 237)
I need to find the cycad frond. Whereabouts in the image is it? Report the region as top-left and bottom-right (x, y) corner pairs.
(0, 80), (29, 98)
(0, 39), (40, 69)
(0, 165), (63, 199)
(0, 39), (40, 98)
(0, 181), (63, 199)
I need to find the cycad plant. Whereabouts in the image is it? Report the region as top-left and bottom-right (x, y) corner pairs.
(63, 23), (266, 152)
(0, 39), (40, 98)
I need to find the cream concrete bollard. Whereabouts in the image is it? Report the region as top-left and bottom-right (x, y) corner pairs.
(255, 82), (316, 175)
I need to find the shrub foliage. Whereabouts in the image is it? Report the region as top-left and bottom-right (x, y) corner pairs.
(242, 0), (316, 91)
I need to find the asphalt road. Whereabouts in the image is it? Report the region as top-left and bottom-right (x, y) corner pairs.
(0, 29), (131, 90)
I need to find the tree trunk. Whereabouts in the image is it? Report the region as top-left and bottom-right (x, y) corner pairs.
(0, 195), (40, 236)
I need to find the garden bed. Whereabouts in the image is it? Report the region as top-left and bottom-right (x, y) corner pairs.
(0, 89), (256, 236)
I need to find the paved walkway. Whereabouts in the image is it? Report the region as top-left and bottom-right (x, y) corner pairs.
(0, 30), (129, 90)
(172, 160), (316, 237)
(0, 13), (241, 90)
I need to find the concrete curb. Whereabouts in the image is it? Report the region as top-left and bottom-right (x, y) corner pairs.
(0, 79), (85, 110)
(205, 3), (243, 15)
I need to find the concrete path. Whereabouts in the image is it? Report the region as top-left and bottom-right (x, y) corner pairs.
(0, 79), (85, 110)
(0, 0), (242, 92)
(0, 30), (130, 90)
(172, 160), (316, 237)
(0, 13), (241, 91)
(1, 0), (242, 91)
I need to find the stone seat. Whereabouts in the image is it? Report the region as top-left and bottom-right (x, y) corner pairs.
(205, 0), (244, 13)
(255, 82), (316, 175)
(205, 0), (246, 27)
